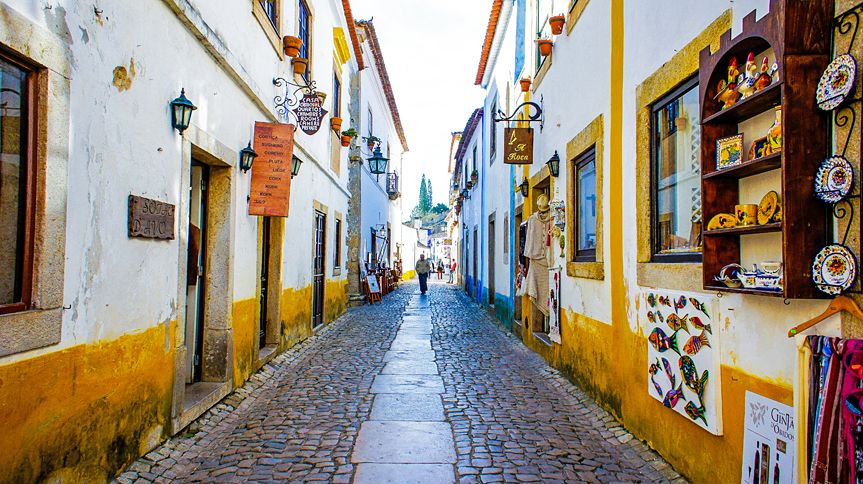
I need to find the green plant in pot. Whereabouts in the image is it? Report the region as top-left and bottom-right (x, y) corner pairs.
(341, 128), (357, 147)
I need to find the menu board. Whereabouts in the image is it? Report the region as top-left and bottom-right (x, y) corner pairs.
(249, 122), (295, 217)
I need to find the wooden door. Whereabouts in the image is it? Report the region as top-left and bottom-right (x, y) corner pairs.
(259, 217), (271, 348)
(312, 211), (326, 327)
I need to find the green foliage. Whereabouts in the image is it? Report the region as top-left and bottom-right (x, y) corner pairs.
(431, 203), (449, 214)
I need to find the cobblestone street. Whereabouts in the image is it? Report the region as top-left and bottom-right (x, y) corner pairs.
(118, 280), (683, 483)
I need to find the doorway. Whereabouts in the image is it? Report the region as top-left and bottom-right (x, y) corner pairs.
(488, 214), (495, 306)
(472, 226), (478, 299)
(514, 206), (524, 325)
(259, 217), (271, 349)
(185, 161), (209, 383)
(312, 210), (326, 328)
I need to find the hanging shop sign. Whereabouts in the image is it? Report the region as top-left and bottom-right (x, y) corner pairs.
(293, 93), (328, 135)
(249, 121), (295, 217)
(504, 127), (533, 165)
(740, 391), (795, 484)
(128, 195), (175, 240)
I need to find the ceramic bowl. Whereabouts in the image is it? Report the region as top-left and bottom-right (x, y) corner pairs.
(760, 261), (782, 276)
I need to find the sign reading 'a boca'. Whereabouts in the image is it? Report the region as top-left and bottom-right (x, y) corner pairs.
(503, 127), (533, 164)
(249, 122), (295, 217)
(292, 93), (328, 135)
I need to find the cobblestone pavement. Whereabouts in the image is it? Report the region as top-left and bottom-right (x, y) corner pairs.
(117, 280), (683, 483)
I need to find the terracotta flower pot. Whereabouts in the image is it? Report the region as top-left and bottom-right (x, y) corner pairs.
(331, 116), (343, 133)
(283, 36), (303, 57)
(519, 77), (531, 92)
(549, 15), (565, 35)
(536, 39), (553, 57)
(340, 135), (351, 147)
(292, 57), (308, 76)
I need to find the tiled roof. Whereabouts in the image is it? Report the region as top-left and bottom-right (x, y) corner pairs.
(447, 131), (462, 174)
(342, 0), (365, 70)
(357, 20), (409, 152)
(453, 108), (483, 180)
(475, 0), (504, 85)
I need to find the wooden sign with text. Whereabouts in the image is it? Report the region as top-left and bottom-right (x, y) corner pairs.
(292, 94), (328, 135)
(128, 195), (175, 239)
(249, 122), (295, 217)
(503, 127), (533, 164)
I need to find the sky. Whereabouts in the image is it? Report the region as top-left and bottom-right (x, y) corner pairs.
(349, 0), (490, 217)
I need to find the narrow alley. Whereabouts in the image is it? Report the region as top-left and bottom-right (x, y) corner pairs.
(118, 281), (681, 483)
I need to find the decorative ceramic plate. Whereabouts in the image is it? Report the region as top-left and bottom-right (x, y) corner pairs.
(816, 54), (857, 111)
(757, 191), (780, 225)
(812, 244), (858, 295)
(815, 156), (854, 204)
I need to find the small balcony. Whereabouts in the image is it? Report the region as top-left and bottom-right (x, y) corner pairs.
(386, 172), (400, 200)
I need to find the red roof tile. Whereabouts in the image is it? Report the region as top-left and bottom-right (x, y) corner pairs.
(341, 0), (365, 70)
(357, 20), (409, 151)
(475, 0), (504, 85)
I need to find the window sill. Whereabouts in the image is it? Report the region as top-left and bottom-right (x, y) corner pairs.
(566, 0), (591, 35)
(566, 261), (604, 280)
(637, 262), (702, 292)
(0, 307), (62, 357)
(252, 1), (285, 61)
(533, 53), (553, 91)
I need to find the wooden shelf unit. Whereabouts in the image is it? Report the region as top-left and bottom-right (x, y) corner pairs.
(698, 0), (833, 299)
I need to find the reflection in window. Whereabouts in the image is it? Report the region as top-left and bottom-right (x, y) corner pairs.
(575, 148), (596, 262)
(260, 0), (278, 31)
(651, 78), (701, 259)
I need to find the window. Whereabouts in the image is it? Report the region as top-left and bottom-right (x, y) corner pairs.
(367, 106), (373, 139)
(0, 54), (34, 314)
(298, 0), (311, 75)
(332, 72), (341, 117)
(651, 77), (701, 261)
(535, 0), (551, 71)
(472, 145), (477, 174)
(334, 217), (342, 268)
(260, 0), (279, 32)
(503, 213), (509, 263)
(575, 148), (597, 262)
(569, 0), (579, 12)
(490, 96), (497, 162)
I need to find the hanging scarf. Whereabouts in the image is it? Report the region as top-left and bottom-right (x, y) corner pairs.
(810, 337), (844, 484)
(841, 341), (863, 484)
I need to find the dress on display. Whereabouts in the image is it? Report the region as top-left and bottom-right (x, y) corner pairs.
(523, 211), (551, 311)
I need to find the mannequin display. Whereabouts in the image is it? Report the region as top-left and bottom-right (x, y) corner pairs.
(523, 194), (553, 311)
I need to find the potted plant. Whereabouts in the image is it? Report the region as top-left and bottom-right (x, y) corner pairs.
(466, 180), (473, 189)
(536, 38), (553, 57)
(366, 135), (380, 150)
(341, 128), (357, 147)
(519, 77), (531, 92)
(331, 116), (343, 133)
(292, 57), (308, 76)
(283, 35), (303, 57)
(470, 169), (479, 185)
(549, 15), (565, 35)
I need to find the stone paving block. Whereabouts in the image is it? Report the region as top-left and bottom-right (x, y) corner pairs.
(384, 349), (437, 362)
(371, 374), (445, 394)
(370, 393), (445, 421)
(354, 463), (456, 484)
(381, 359), (439, 375)
(352, 421), (456, 464)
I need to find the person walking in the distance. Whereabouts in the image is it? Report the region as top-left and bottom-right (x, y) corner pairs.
(416, 254), (432, 295)
(437, 260), (444, 280)
(448, 260), (457, 284)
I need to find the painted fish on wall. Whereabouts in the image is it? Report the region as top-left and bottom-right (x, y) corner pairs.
(683, 330), (712, 355)
(648, 327), (681, 355)
(689, 316), (712, 334)
(679, 355), (709, 398)
(666, 313), (690, 334)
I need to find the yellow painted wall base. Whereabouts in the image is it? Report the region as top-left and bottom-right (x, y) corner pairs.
(0, 322), (176, 482)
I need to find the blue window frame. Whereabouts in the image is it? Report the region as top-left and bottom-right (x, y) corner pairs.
(332, 73), (341, 117)
(298, 0), (310, 71)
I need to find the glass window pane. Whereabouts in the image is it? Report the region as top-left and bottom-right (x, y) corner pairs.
(0, 58), (27, 305)
(577, 159), (596, 251)
(653, 83), (701, 256)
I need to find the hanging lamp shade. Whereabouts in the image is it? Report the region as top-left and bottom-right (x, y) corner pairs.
(368, 145), (389, 175)
(239, 142), (258, 173)
(170, 88), (196, 135)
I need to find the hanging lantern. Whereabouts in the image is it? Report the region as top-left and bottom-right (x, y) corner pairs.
(546, 150), (560, 177)
(368, 145), (389, 175)
(239, 142), (258, 173)
(519, 177), (529, 197)
(170, 88), (196, 135)
(291, 155), (303, 178)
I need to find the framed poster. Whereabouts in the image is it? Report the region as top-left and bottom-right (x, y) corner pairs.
(741, 392), (795, 484)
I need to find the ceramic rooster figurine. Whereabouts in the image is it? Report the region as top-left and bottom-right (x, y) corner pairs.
(715, 56), (741, 109)
(754, 56), (779, 92)
(736, 52), (759, 99)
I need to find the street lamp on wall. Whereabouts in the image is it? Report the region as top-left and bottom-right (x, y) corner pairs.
(367, 145), (389, 175)
(519, 177), (529, 197)
(546, 150), (560, 177)
(461, 188), (471, 200)
(291, 155), (303, 178)
(239, 142), (258, 173)
(170, 88), (196, 135)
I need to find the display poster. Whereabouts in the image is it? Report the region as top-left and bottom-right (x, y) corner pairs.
(292, 93), (328, 135)
(741, 391), (795, 484)
(366, 274), (381, 294)
(503, 127), (533, 164)
(249, 122), (295, 217)
(642, 289), (722, 435)
(548, 267), (561, 343)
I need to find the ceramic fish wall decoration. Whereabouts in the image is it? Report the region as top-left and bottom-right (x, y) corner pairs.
(642, 290), (722, 435)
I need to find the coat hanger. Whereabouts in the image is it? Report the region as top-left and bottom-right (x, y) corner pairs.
(787, 295), (863, 337)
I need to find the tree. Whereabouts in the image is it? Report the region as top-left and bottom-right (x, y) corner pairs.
(431, 203), (449, 214)
(426, 179), (433, 209)
(417, 174), (431, 214)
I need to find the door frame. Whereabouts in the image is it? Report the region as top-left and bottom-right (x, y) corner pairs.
(312, 208), (327, 328)
(488, 212), (496, 306)
(256, 216), (284, 355)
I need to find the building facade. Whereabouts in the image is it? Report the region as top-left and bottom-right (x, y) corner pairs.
(457, 0), (863, 481)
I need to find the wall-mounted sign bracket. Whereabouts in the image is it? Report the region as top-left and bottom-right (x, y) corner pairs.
(273, 76), (320, 126)
(493, 95), (544, 132)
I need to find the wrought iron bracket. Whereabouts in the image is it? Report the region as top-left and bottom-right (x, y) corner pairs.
(493, 95), (544, 132)
(272, 76), (319, 124)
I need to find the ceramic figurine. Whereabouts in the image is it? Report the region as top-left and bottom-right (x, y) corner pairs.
(754, 56), (773, 92)
(715, 57), (741, 109)
(766, 106), (782, 153)
(736, 52), (758, 99)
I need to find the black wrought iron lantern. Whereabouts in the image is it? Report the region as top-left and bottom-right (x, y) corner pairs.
(461, 188), (471, 200)
(291, 155), (303, 178)
(170, 88), (196, 135)
(368, 145), (389, 175)
(546, 150), (560, 177)
(239, 142), (258, 173)
(519, 177), (529, 197)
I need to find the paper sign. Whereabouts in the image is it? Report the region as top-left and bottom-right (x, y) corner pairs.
(249, 122), (295, 217)
(741, 391), (795, 484)
(366, 274), (381, 294)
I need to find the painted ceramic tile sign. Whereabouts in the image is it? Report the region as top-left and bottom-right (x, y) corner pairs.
(548, 267), (561, 344)
(642, 289), (722, 435)
(740, 391), (795, 484)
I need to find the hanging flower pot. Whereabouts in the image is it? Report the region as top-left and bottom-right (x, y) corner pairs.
(549, 15), (565, 35)
(292, 57), (309, 76)
(340, 135), (351, 147)
(331, 116), (343, 133)
(283, 36), (303, 57)
(536, 38), (554, 57)
(366, 135), (380, 150)
(470, 169), (479, 185)
(519, 77), (532, 92)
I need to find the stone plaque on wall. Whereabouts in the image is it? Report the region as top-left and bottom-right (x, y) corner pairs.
(249, 121), (295, 217)
(503, 127), (533, 164)
(128, 195), (175, 239)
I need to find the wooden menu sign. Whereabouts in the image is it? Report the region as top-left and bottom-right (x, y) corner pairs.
(292, 93), (328, 135)
(128, 195), (175, 239)
(503, 127), (533, 164)
(249, 122), (295, 217)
